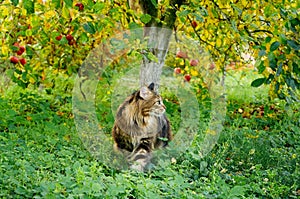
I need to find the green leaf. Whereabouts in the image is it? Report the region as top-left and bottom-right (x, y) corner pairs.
(94, 2), (105, 13)
(266, 74), (274, 84)
(140, 14), (152, 24)
(150, 0), (157, 8)
(254, 59), (262, 68)
(280, 8), (287, 18)
(258, 50), (266, 57)
(265, 36), (271, 43)
(264, 5), (272, 18)
(292, 62), (299, 74)
(251, 78), (266, 87)
(268, 52), (277, 71)
(193, 13), (204, 22)
(79, 32), (89, 43)
(256, 60), (265, 74)
(62, 6), (70, 19)
(270, 41), (280, 51)
(286, 76), (296, 90)
(23, 0), (34, 14)
(287, 40), (300, 51)
(52, 0), (61, 9)
(11, 0), (19, 6)
(276, 63), (283, 76)
(25, 29), (32, 36)
(231, 20), (238, 32)
(275, 82), (280, 92)
(64, 0), (73, 8)
(145, 52), (158, 63)
(229, 185), (245, 196)
(279, 34), (287, 44)
(211, 8), (219, 18)
(83, 22), (96, 34)
(178, 9), (190, 18)
(25, 46), (34, 57)
(128, 22), (142, 30)
(231, 4), (242, 15)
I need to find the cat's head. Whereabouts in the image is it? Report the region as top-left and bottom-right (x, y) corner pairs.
(139, 83), (166, 117)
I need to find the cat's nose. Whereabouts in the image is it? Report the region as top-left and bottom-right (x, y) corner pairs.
(162, 104), (166, 109)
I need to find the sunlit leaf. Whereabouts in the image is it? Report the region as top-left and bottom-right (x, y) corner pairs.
(62, 6), (70, 19)
(140, 14), (152, 24)
(94, 2), (105, 13)
(64, 0), (73, 8)
(264, 5), (272, 18)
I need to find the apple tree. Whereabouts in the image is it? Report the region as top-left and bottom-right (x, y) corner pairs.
(175, 0), (299, 103)
(1, 0), (126, 89)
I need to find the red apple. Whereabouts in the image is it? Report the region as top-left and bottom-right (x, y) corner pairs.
(20, 58), (26, 66)
(184, 74), (191, 82)
(176, 51), (188, 59)
(16, 46), (25, 55)
(56, 35), (63, 41)
(66, 34), (74, 41)
(174, 67), (181, 74)
(191, 21), (197, 28)
(10, 56), (19, 64)
(75, 3), (84, 11)
(209, 63), (215, 70)
(190, 59), (198, 66)
(68, 40), (76, 46)
(13, 42), (20, 47)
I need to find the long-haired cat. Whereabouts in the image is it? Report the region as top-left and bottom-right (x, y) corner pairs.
(112, 83), (172, 171)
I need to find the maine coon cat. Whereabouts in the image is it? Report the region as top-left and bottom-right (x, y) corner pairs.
(112, 83), (172, 171)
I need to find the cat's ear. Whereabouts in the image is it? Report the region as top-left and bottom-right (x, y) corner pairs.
(140, 86), (152, 100)
(148, 82), (155, 91)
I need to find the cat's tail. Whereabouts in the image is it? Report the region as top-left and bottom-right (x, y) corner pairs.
(128, 138), (153, 172)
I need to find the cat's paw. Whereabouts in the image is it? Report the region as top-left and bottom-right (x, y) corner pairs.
(130, 163), (145, 172)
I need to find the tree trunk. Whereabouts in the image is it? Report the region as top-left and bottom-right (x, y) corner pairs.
(136, 0), (186, 91)
(139, 27), (172, 91)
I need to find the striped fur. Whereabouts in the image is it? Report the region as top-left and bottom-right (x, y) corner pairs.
(112, 83), (172, 171)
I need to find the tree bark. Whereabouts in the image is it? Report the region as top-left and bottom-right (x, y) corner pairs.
(136, 0), (186, 91)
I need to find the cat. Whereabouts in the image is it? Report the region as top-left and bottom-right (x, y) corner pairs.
(112, 82), (172, 171)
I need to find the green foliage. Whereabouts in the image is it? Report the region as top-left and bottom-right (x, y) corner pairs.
(178, 0), (299, 103)
(0, 0), (129, 89)
(0, 1), (299, 198)
(1, 68), (299, 198)
(1, 0), (298, 103)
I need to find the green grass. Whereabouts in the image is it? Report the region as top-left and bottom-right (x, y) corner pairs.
(0, 71), (299, 198)
(225, 69), (270, 103)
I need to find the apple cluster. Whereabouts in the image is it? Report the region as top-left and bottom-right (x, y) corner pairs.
(173, 50), (199, 82)
(10, 42), (26, 66)
(55, 33), (76, 46)
(75, 2), (84, 11)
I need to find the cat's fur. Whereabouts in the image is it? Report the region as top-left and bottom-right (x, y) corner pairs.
(112, 83), (172, 171)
